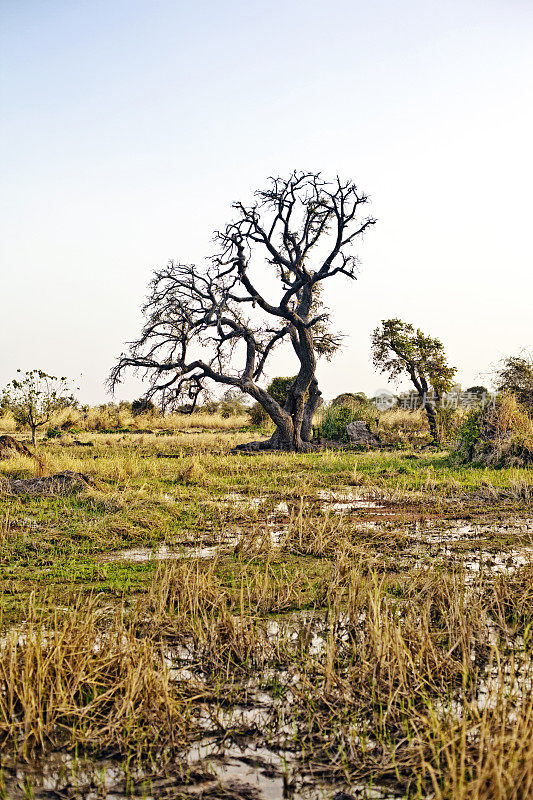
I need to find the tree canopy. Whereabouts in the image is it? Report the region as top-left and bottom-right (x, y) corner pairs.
(371, 319), (456, 441)
(494, 352), (533, 412)
(1, 370), (76, 446)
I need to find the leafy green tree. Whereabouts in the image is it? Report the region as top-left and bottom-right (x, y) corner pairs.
(371, 319), (456, 442)
(494, 352), (533, 412)
(1, 370), (76, 446)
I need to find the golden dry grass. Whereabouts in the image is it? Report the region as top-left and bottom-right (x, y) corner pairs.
(0, 425), (532, 796)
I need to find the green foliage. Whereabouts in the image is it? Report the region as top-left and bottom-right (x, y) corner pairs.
(1, 370), (77, 444)
(266, 377), (296, 408)
(372, 318), (456, 395)
(331, 392), (368, 407)
(435, 407), (460, 445)
(320, 404), (357, 441)
(320, 397), (377, 442)
(466, 386), (488, 400)
(248, 402), (270, 426)
(494, 352), (533, 412)
(454, 394), (533, 466)
(456, 408), (482, 452)
(202, 401), (220, 415)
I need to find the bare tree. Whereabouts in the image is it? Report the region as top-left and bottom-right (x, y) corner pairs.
(110, 172), (375, 451)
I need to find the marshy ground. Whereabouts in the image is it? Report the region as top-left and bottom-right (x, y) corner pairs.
(0, 425), (532, 799)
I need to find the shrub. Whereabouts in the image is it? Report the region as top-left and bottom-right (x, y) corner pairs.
(454, 394), (533, 466)
(0, 411), (18, 434)
(248, 402), (269, 426)
(435, 407), (463, 445)
(52, 406), (82, 431)
(202, 400), (220, 415)
(494, 352), (533, 412)
(331, 392), (368, 407)
(83, 403), (136, 431)
(466, 385), (488, 400)
(218, 390), (249, 418)
(131, 398), (155, 416)
(375, 408), (431, 448)
(266, 377), (296, 407)
(320, 398), (377, 442)
(320, 404), (357, 441)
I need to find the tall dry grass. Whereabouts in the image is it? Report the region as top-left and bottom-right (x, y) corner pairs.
(0, 411), (17, 434)
(0, 595), (187, 759)
(0, 552), (533, 797)
(493, 394), (533, 449)
(53, 407), (250, 433)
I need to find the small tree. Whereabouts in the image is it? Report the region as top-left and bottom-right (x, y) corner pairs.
(1, 370), (76, 445)
(218, 389), (249, 418)
(371, 319), (456, 442)
(494, 352), (533, 412)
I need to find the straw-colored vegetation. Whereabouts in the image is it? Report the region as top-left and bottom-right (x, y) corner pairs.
(0, 413), (532, 798)
(0, 406), (251, 437)
(455, 394), (533, 466)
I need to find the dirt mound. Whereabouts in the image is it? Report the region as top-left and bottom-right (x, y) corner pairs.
(0, 435), (34, 460)
(0, 471), (94, 496)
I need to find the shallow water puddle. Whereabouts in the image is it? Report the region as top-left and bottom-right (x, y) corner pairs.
(97, 526), (287, 563)
(315, 489), (382, 512)
(98, 543), (224, 563)
(451, 546), (533, 575)
(227, 489), (382, 515)
(4, 744), (401, 799)
(410, 517), (533, 545)
(3, 602), (518, 799)
(97, 514), (533, 571)
(186, 738), (401, 799)
(404, 517), (533, 576)
(187, 739), (290, 798)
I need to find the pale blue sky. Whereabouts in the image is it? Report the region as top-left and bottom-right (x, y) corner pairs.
(2, 0), (532, 403)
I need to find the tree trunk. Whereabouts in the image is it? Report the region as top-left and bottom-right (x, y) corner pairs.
(301, 377), (322, 442)
(424, 403), (438, 443)
(415, 376), (438, 445)
(31, 425), (37, 447)
(278, 323), (318, 449)
(235, 378), (320, 453)
(235, 303), (321, 453)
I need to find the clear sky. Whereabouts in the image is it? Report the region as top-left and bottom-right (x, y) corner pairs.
(2, 0), (532, 404)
